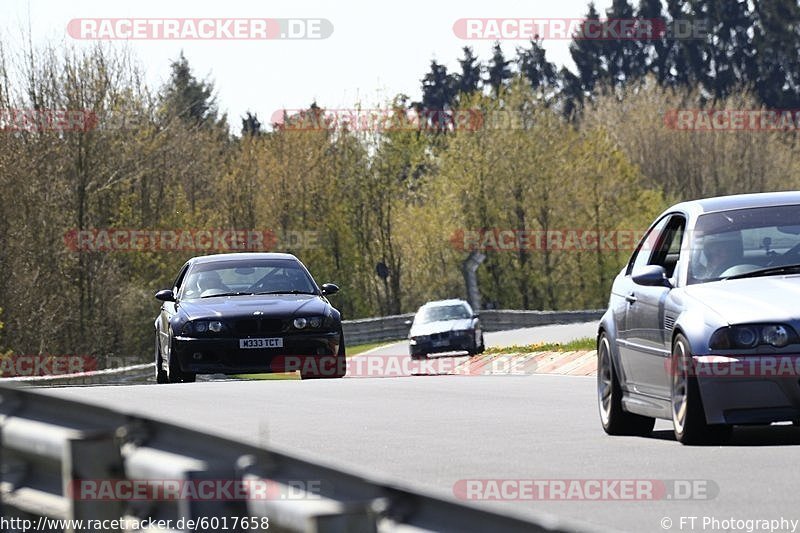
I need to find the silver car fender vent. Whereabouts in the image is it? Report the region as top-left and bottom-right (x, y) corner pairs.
(664, 315), (676, 332)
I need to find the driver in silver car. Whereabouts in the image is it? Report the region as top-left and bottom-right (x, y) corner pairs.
(693, 232), (743, 279)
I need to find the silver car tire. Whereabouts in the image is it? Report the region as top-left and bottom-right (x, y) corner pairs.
(671, 334), (731, 445)
(597, 333), (655, 436)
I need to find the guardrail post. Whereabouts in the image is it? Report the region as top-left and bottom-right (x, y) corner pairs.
(65, 434), (124, 532)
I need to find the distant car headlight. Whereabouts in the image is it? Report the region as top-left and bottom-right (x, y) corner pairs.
(709, 324), (797, 349)
(182, 320), (228, 336)
(293, 316), (325, 330)
(762, 325), (790, 347)
(732, 327), (758, 348)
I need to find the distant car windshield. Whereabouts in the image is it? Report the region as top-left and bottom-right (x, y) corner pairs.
(180, 259), (317, 299)
(689, 204), (800, 284)
(417, 304), (471, 323)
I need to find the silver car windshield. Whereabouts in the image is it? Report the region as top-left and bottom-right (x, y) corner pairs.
(417, 304), (472, 323)
(688, 204), (800, 284)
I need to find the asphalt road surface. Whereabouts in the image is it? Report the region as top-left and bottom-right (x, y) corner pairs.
(40, 320), (800, 533)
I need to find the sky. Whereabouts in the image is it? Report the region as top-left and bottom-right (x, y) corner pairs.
(2, 0), (614, 130)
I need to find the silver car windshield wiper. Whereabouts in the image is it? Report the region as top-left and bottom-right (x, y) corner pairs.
(199, 291), (254, 298)
(723, 264), (800, 281)
(254, 290), (318, 295)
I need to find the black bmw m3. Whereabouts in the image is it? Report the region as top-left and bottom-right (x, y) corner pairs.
(154, 253), (345, 383)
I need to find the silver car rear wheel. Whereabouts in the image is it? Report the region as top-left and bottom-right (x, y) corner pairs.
(597, 333), (655, 436)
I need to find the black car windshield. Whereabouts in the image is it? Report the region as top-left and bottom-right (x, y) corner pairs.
(179, 259), (318, 299)
(689, 204), (800, 284)
(417, 304), (472, 323)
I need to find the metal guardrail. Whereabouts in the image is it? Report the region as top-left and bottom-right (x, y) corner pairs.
(0, 363), (154, 386)
(342, 309), (603, 345)
(0, 384), (597, 532)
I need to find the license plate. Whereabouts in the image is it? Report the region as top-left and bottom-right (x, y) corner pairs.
(240, 338), (284, 349)
(432, 339), (449, 348)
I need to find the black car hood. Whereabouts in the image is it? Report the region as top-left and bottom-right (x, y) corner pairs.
(177, 294), (329, 320)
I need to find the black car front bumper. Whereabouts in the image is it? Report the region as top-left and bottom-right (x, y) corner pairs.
(410, 331), (474, 356)
(173, 330), (341, 374)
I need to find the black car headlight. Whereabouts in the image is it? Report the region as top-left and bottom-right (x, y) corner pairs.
(709, 324), (797, 349)
(292, 316), (326, 330)
(181, 320), (228, 336)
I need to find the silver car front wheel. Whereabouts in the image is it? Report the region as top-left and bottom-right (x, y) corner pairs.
(671, 334), (731, 445)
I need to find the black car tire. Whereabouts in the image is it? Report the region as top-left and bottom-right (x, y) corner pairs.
(597, 333), (655, 436)
(301, 329), (346, 379)
(166, 337), (196, 383)
(468, 332), (485, 356)
(410, 351), (426, 360)
(671, 334), (732, 445)
(155, 335), (168, 384)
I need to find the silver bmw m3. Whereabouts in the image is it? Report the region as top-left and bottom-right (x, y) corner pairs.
(598, 191), (800, 444)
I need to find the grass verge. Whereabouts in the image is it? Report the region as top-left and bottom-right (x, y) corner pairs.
(484, 337), (596, 355)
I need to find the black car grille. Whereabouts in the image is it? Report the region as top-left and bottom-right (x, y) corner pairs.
(234, 318), (284, 336)
(430, 332), (450, 341)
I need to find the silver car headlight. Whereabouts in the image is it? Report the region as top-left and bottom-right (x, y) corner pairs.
(709, 324), (797, 349)
(762, 325), (790, 347)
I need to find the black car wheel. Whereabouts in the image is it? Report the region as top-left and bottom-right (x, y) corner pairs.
(166, 335), (196, 383)
(597, 333), (655, 436)
(671, 334), (731, 445)
(155, 334), (168, 384)
(301, 328), (347, 379)
(468, 332), (485, 356)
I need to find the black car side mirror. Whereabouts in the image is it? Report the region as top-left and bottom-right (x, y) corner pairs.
(632, 265), (672, 288)
(155, 289), (176, 302)
(472, 313), (480, 319)
(321, 283), (339, 296)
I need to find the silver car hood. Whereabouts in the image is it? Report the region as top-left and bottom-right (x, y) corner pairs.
(410, 318), (474, 337)
(684, 275), (800, 325)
